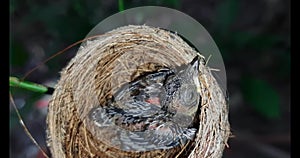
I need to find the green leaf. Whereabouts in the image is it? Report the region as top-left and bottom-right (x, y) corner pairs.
(241, 76), (281, 119)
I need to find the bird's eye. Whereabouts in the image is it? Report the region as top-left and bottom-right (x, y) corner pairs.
(179, 85), (199, 107)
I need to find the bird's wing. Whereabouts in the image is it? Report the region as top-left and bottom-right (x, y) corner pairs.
(117, 122), (197, 151)
(113, 70), (173, 104)
(90, 100), (167, 131)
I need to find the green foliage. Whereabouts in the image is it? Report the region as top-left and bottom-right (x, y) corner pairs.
(241, 76), (280, 119)
(212, 0), (289, 120)
(212, 0), (287, 56)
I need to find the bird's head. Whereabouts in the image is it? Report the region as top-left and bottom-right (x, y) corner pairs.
(161, 56), (202, 128)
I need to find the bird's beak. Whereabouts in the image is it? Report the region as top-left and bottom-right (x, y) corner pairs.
(188, 56), (201, 94)
(190, 56), (200, 72)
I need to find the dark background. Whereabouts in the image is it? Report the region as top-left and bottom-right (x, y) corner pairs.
(9, 0), (290, 157)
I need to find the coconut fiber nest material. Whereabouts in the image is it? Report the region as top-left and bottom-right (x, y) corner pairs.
(47, 25), (231, 158)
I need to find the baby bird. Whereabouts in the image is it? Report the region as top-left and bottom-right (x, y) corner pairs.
(89, 56), (202, 151)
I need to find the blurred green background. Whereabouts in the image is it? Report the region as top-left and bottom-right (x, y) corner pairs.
(10, 0), (290, 157)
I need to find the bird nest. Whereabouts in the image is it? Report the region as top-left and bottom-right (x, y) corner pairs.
(47, 25), (231, 158)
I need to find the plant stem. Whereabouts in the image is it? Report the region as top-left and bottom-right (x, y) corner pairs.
(9, 76), (54, 94)
(118, 0), (124, 12)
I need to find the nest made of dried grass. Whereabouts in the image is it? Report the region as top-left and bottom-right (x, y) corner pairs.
(47, 25), (231, 158)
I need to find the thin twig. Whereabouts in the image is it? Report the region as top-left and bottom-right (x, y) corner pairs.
(9, 92), (50, 158)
